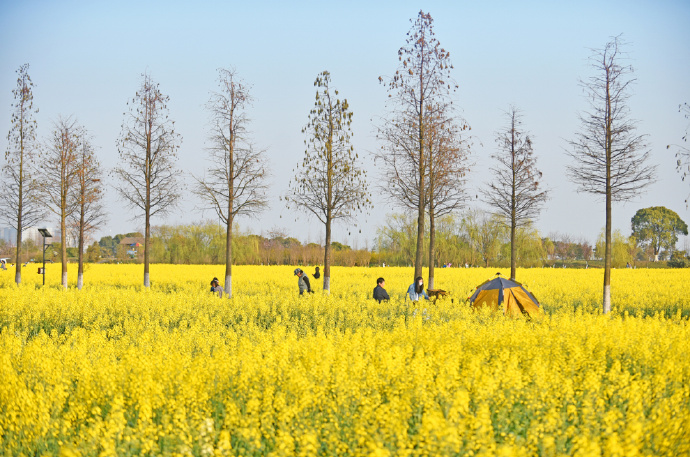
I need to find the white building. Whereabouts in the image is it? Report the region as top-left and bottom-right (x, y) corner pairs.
(0, 227), (16, 244)
(0, 226), (54, 246)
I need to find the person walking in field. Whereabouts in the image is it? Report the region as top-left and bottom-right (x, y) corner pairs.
(406, 276), (429, 302)
(373, 277), (390, 303)
(294, 268), (313, 295)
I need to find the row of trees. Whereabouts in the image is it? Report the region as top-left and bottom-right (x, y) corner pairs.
(375, 208), (688, 268)
(3, 13), (686, 312)
(374, 16), (674, 314)
(371, 12), (549, 290)
(5, 200), (683, 268)
(0, 65), (106, 289)
(77, 207), (685, 268)
(94, 224), (372, 267)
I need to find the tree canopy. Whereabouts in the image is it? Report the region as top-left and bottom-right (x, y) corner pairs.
(631, 206), (688, 259)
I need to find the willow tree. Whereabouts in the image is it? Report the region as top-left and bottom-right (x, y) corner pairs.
(483, 107), (547, 281)
(194, 68), (269, 298)
(41, 117), (81, 288)
(0, 64), (43, 285)
(378, 10), (456, 283)
(71, 134), (105, 289)
(286, 71), (369, 293)
(567, 36), (655, 313)
(114, 73), (182, 288)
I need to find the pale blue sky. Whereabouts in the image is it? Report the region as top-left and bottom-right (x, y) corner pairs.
(1, 0), (689, 248)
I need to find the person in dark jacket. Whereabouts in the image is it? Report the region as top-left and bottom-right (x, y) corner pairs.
(313, 266), (320, 279)
(210, 277), (223, 298)
(373, 277), (390, 303)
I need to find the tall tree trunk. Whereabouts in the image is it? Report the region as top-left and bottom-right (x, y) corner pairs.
(144, 125), (151, 288)
(15, 224), (22, 285)
(428, 206), (435, 289)
(15, 146), (24, 286)
(225, 111), (235, 298)
(414, 65), (426, 283)
(323, 129), (333, 293)
(61, 211), (67, 288)
(510, 221), (516, 281)
(603, 78), (612, 314)
(77, 205), (84, 290)
(604, 188), (612, 313)
(428, 168), (435, 288)
(324, 215), (331, 293)
(414, 129), (425, 281)
(225, 214), (233, 299)
(510, 120), (517, 281)
(144, 209), (150, 288)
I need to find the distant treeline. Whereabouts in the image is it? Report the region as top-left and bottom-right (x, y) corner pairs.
(80, 212), (677, 268)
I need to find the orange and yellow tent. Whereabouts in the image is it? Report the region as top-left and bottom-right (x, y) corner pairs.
(468, 274), (540, 318)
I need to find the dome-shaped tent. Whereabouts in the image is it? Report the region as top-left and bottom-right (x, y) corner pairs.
(468, 275), (540, 318)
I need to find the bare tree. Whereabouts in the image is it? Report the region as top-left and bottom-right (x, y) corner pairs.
(669, 102), (690, 204)
(483, 106), (547, 281)
(71, 134), (106, 289)
(567, 36), (656, 313)
(40, 116), (82, 288)
(376, 109), (427, 214)
(426, 108), (470, 288)
(0, 63), (44, 285)
(113, 73), (182, 288)
(378, 10), (456, 283)
(194, 68), (269, 298)
(286, 71), (370, 293)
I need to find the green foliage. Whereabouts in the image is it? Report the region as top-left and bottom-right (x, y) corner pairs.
(375, 212), (546, 268)
(667, 250), (688, 268)
(631, 206), (688, 258)
(85, 242), (101, 263)
(330, 241), (351, 251)
(98, 233), (143, 257)
(595, 230), (633, 268)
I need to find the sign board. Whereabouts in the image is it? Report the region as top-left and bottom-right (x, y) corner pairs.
(38, 267), (44, 274)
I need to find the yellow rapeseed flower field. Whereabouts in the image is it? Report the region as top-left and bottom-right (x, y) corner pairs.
(1, 265), (689, 456)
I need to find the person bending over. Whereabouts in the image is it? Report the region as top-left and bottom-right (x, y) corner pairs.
(294, 268), (313, 295)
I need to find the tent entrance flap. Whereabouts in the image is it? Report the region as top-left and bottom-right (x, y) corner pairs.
(510, 287), (540, 315)
(472, 289), (500, 311)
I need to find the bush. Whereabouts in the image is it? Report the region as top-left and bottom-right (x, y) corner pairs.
(667, 251), (688, 268)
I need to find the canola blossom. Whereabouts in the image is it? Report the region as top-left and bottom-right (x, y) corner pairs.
(1, 265), (689, 456)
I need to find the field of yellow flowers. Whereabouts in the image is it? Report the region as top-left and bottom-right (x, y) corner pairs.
(1, 264), (689, 456)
